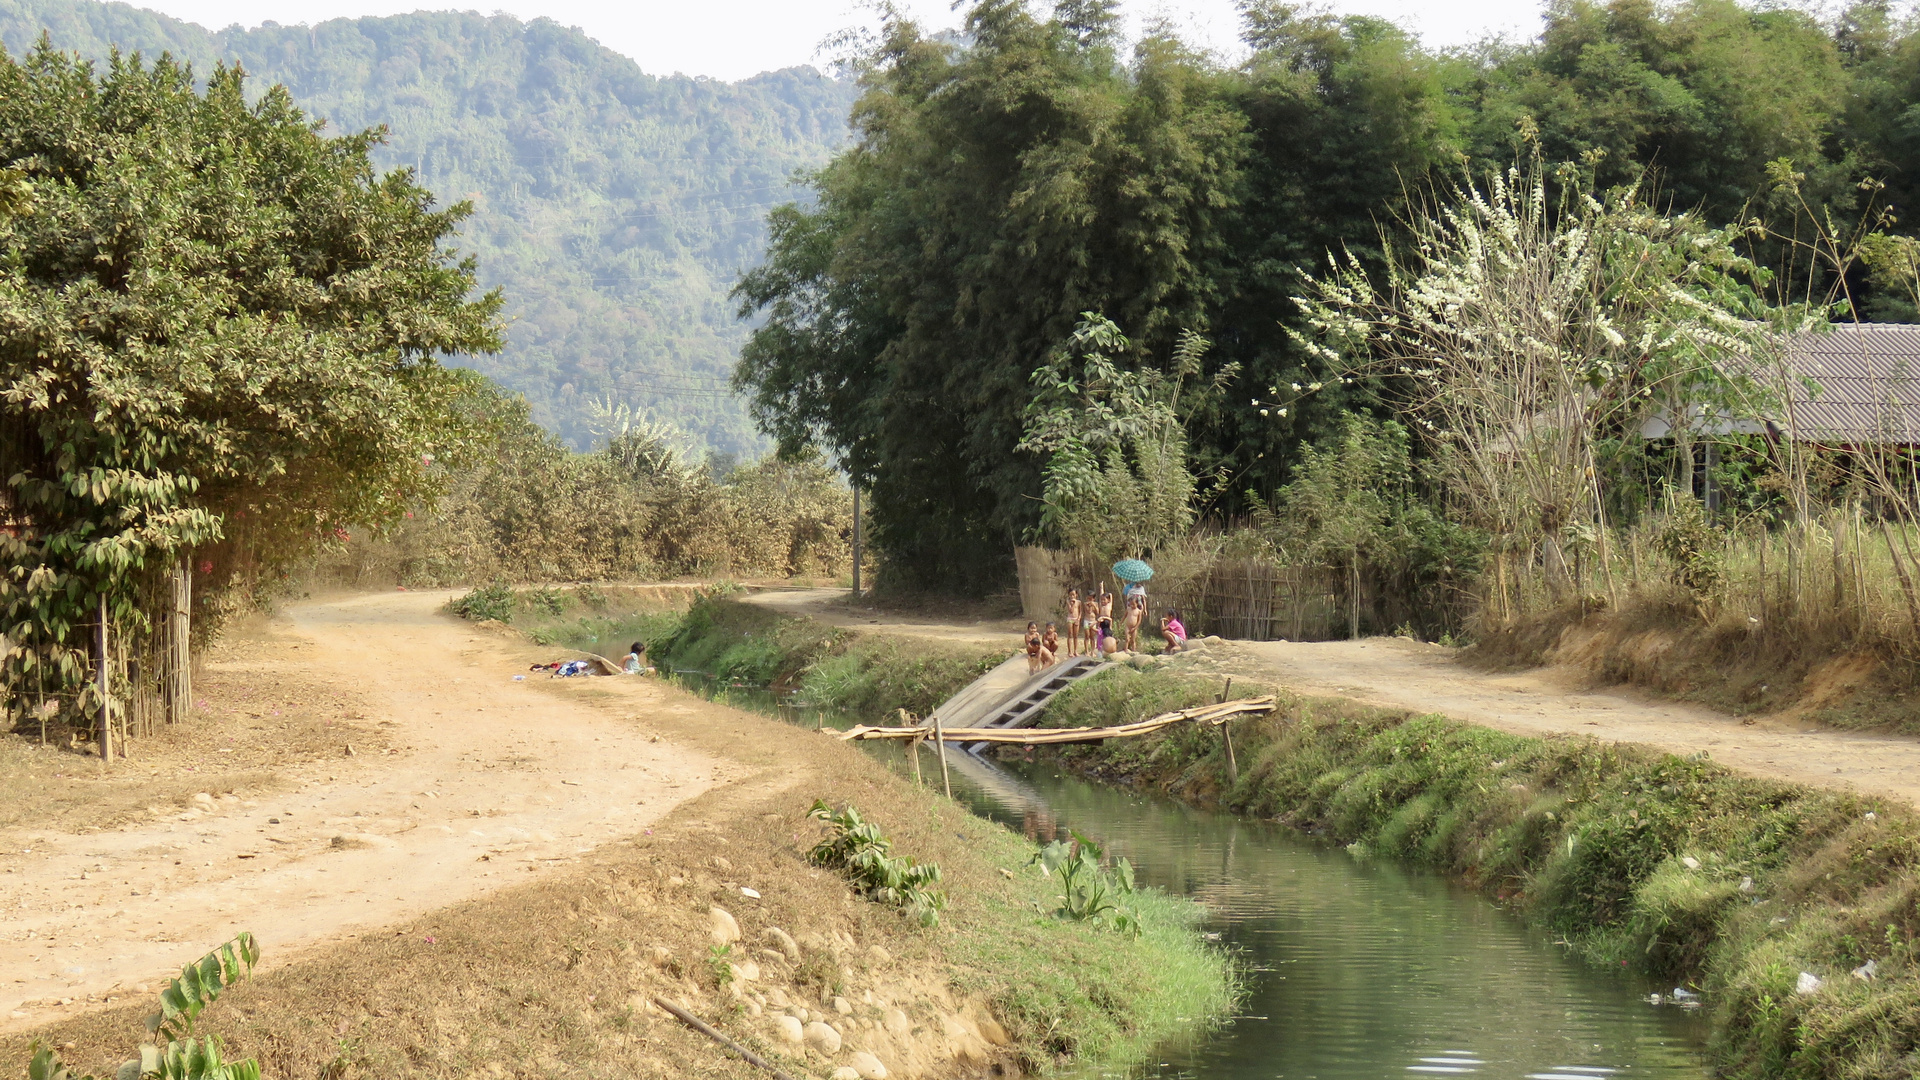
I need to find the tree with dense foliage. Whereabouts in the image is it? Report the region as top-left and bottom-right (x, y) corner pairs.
(0, 0), (859, 453)
(0, 44), (501, 719)
(1018, 315), (1234, 561)
(735, 0), (1247, 588)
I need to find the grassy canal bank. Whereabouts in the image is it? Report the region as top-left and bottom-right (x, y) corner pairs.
(1040, 669), (1920, 1080)
(653, 594), (1920, 1080)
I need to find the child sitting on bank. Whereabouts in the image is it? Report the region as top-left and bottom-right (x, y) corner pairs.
(1024, 621), (1052, 672)
(1042, 621), (1061, 662)
(1160, 610), (1187, 653)
(1096, 615), (1117, 655)
(624, 641), (655, 676)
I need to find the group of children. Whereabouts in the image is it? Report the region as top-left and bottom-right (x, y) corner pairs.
(1022, 581), (1190, 672)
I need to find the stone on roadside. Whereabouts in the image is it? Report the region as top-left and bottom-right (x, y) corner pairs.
(833, 996), (853, 1014)
(883, 1007), (911, 1034)
(866, 944), (891, 965)
(831, 1069), (862, 1080)
(648, 946), (673, 968)
(733, 960), (761, 982)
(763, 926), (800, 959)
(850, 1051), (889, 1080)
(803, 1021), (843, 1054)
(709, 906), (741, 945)
(773, 1015), (804, 1044)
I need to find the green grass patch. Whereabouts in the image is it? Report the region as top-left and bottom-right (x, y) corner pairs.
(655, 595), (1003, 717)
(1034, 667), (1920, 1080)
(446, 583), (695, 656)
(923, 797), (1236, 1071)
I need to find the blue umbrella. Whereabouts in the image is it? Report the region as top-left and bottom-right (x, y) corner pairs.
(1112, 559), (1154, 582)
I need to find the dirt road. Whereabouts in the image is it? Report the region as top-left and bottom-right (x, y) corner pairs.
(747, 586), (1920, 806)
(744, 588), (1022, 648)
(1184, 636), (1920, 805)
(1, 591), (738, 1032)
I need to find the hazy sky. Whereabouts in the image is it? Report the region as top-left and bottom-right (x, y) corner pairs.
(129, 0), (1549, 81)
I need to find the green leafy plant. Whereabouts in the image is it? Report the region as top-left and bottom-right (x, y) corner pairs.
(523, 587), (572, 617)
(26, 934), (260, 1080)
(449, 582), (514, 623)
(1033, 831), (1141, 936)
(807, 800), (946, 926)
(706, 944), (736, 989)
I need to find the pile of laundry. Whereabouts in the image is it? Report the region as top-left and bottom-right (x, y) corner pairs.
(529, 657), (620, 677)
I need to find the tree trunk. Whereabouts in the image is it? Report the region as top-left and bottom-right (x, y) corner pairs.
(96, 594), (113, 762)
(170, 559), (192, 724)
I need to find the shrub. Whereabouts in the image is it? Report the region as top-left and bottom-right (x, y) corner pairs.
(1033, 831), (1141, 935)
(449, 582), (514, 623)
(808, 800), (946, 926)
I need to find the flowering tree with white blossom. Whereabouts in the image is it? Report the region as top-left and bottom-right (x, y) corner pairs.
(1290, 146), (1782, 616)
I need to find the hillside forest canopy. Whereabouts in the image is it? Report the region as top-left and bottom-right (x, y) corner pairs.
(735, 0), (1920, 591)
(0, 0), (860, 456)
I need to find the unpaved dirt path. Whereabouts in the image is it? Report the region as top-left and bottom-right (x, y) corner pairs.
(750, 587), (1920, 807)
(1, 591), (738, 1031)
(1208, 636), (1920, 806)
(744, 588), (1023, 649)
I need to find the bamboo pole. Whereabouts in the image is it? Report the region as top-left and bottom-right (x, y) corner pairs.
(172, 558), (192, 725)
(1218, 678), (1238, 784)
(932, 710), (952, 799)
(842, 697), (1279, 745)
(652, 997), (800, 1080)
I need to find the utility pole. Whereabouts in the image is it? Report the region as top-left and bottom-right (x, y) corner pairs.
(851, 486), (862, 600)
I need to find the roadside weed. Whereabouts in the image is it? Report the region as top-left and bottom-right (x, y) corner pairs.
(807, 800), (946, 925)
(27, 933), (261, 1080)
(1034, 831), (1141, 936)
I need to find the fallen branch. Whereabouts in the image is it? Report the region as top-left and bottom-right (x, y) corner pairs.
(840, 696), (1276, 745)
(653, 997), (800, 1080)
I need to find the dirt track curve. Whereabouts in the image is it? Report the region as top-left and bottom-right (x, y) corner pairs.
(747, 587), (1920, 807)
(1, 591), (741, 1031)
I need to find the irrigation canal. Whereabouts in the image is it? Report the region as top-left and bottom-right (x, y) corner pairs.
(696, 682), (1713, 1080)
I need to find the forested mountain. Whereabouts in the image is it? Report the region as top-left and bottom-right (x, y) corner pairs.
(0, 0), (859, 453)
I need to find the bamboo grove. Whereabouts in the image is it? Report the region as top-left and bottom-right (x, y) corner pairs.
(734, 0), (1920, 598)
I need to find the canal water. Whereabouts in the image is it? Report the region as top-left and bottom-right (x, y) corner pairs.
(687, 682), (1712, 1080)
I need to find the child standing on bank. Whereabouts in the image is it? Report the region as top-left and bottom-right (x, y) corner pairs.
(1064, 587), (1082, 657)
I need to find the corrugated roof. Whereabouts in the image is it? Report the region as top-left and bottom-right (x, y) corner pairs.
(1776, 323), (1920, 443)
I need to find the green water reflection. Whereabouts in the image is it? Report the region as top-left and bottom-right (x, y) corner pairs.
(678, 678), (1712, 1080)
